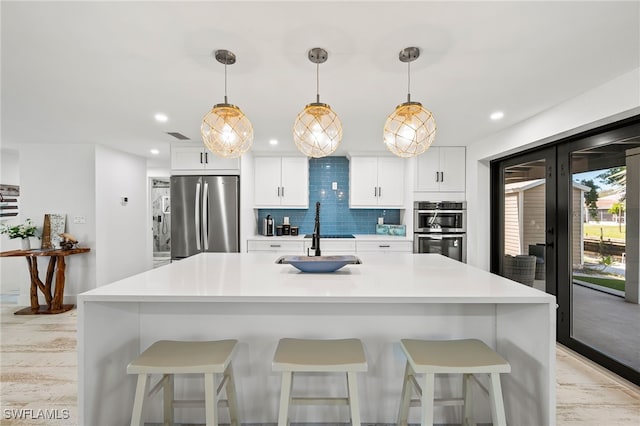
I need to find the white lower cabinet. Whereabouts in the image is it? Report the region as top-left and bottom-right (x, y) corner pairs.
(247, 238), (412, 254)
(247, 240), (304, 253)
(303, 239), (356, 256)
(356, 240), (413, 253)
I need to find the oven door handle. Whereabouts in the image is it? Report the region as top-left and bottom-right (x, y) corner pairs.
(417, 233), (464, 239)
(416, 210), (465, 214)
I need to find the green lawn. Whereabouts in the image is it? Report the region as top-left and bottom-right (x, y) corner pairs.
(583, 224), (626, 240)
(574, 275), (625, 292)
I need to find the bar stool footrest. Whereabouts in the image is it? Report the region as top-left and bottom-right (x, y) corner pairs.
(173, 399), (230, 408)
(291, 396), (350, 405)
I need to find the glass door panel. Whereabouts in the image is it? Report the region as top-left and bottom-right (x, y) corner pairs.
(495, 148), (556, 294)
(569, 140), (640, 371)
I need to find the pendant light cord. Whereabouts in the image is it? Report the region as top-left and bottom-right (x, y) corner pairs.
(316, 62), (320, 103)
(407, 60), (411, 103)
(224, 62), (228, 104)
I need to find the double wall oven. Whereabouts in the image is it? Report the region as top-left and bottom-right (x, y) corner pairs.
(413, 201), (467, 263)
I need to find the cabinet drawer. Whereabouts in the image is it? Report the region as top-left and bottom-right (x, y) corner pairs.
(356, 241), (413, 253)
(303, 240), (356, 254)
(247, 240), (304, 253)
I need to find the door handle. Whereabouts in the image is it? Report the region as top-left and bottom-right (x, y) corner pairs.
(195, 182), (201, 251)
(203, 181), (209, 251)
(546, 227), (554, 248)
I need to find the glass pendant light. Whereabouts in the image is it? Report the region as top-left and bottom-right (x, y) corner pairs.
(201, 49), (253, 158)
(383, 47), (436, 158)
(293, 47), (343, 158)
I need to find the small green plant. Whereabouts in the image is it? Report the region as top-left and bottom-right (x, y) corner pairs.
(599, 255), (613, 271)
(0, 218), (39, 239)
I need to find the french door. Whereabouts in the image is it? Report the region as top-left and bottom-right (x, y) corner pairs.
(491, 116), (640, 385)
(490, 147), (557, 295)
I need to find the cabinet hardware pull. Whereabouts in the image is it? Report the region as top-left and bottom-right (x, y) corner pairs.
(378, 186), (382, 197)
(281, 187), (285, 197)
(435, 171), (439, 182)
(379, 245), (390, 248)
(277, 187), (280, 197)
(270, 244), (281, 248)
(440, 171), (444, 182)
(205, 152), (208, 164)
(200, 152), (203, 164)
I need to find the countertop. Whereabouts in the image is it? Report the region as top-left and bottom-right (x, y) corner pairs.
(78, 252), (553, 304)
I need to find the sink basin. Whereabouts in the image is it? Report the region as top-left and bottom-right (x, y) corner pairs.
(276, 255), (361, 273)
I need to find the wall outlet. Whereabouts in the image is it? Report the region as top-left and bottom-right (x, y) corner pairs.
(332, 182), (338, 190)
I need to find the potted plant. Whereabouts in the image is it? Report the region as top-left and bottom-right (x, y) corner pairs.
(0, 218), (39, 250)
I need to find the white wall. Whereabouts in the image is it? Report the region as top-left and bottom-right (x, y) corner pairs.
(95, 145), (149, 286)
(0, 149), (25, 294)
(466, 68), (640, 270)
(18, 144), (97, 305)
(9, 144), (149, 305)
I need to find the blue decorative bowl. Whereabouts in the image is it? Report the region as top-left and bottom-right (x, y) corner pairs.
(276, 255), (362, 273)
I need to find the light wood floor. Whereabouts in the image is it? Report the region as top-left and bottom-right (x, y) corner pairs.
(0, 304), (638, 425)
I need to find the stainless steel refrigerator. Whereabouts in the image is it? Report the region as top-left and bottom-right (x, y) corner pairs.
(170, 175), (239, 259)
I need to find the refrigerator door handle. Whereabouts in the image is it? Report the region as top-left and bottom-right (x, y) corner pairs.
(195, 182), (201, 251)
(203, 181), (209, 251)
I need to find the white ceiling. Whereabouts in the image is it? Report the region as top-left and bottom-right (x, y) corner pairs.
(2, 1), (639, 167)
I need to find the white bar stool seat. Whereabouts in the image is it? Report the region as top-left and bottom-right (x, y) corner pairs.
(126, 339), (239, 426)
(272, 338), (367, 426)
(398, 338), (511, 426)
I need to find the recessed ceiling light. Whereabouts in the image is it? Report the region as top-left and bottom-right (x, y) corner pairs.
(269, 139), (278, 146)
(154, 113), (168, 123)
(490, 111), (504, 121)
(150, 149), (160, 155)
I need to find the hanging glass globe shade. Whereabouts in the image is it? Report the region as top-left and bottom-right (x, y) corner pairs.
(293, 47), (342, 158)
(383, 101), (436, 158)
(383, 46), (436, 158)
(293, 102), (342, 158)
(201, 104), (253, 159)
(201, 49), (253, 159)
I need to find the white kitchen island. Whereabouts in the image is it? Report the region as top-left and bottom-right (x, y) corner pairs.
(77, 253), (556, 425)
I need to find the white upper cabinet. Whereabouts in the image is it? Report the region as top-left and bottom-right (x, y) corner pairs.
(254, 156), (308, 208)
(171, 145), (240, 173)
(349, 156), (405, 208)
(416, 147), (465, 192)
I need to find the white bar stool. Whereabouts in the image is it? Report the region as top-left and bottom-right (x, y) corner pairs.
(272, 338), (367, 426)
(397, 338), (511, 426)
(126, 339), (239, 426)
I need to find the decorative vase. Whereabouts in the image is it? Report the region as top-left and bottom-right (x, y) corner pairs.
(21, 238), (31, 251)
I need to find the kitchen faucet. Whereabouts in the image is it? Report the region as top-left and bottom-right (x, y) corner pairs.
(310, 201), (321, 256)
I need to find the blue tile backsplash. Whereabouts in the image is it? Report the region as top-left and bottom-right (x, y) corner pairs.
(258, 156), (400, 235)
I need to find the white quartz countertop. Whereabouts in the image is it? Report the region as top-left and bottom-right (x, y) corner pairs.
(79, 253), (554, 304)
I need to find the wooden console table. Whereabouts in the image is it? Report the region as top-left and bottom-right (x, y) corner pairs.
(0, 247), (90, 314)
